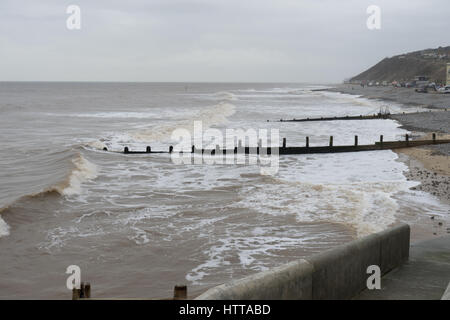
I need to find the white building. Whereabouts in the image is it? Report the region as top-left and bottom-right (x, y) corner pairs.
(447, 63), (450, 86)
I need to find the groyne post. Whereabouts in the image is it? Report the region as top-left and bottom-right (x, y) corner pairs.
(192, 145), (195, 153)
(329, 136), (333, 147)
(406, 134), (409, 146)
(124, 147), (129, 154)
(380, 135), (383, 145)
(433, 133), (436, 144)
(84, 282), (91, 298)
(306, 136), (309, 148)
(174, 285), (187, 300)
(146, 146), (151, 153)
(169, 146), (173, 153)
(71, 282), (91, 300)
(72, 287), (80, 300)
(355, 135), (358, 146)
(282, 138), (286, 149)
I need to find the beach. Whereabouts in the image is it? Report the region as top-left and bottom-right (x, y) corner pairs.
(1, 82), (449, 299)
(326, 84), (450, 110)
(326, 84), (450, 239)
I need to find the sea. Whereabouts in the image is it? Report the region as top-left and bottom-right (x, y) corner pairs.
(0, 82), (448, 299)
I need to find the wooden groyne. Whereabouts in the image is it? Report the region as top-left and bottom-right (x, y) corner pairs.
(113, 134), (450, 156)
(272, 109), (449, 123)
(277, 113), (391, 122)
(72, 283), (193, 300)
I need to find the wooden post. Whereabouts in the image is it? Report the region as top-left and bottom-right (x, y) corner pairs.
(433, 133), (436, 144)
(380, 135), (383, 144)
(169, 146), (173, 153)
(306, 136), (309, 148)
(124, 147), (129, 154)
(329, 136), (333, 147)
(80, 282), (85, 298)
(146, 146), (151, 153)
(72, 288), (80, 300)
(282, 138), (286, 148)
(84, 283), (91, 299)
(405, 134), (409, 143)
(192, 145), (195, 153)
(355, 135), (358, 146)
(174, 285), (187, 300)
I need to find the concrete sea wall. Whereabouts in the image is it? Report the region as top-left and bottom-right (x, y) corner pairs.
(196, 223), (410, 300)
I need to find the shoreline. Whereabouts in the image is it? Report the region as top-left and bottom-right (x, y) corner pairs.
(325, 84), (450, 241)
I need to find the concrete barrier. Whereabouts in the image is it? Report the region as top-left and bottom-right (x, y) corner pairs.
(196, 223), (410, 300)
(442, 282), (450, 300)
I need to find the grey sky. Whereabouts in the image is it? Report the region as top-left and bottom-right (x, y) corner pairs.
(0, 0), (448, 82)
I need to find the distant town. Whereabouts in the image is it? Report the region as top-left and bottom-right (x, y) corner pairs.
(346, 46), (450, 92)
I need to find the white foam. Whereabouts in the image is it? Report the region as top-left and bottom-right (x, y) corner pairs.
(86, 140), (108, 151)
(231, 151), (418, 236)
(0, 215), (10, 238)
(45, 111), (162, 119)
(186, 232), (320, 284)
(115, 102), (236, 148)
(60, 155), (98, 196)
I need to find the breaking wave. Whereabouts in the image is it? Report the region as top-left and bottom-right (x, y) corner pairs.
(0, 153), (98, 238)
(59, 155), (98, 196)
(0, 216), (10, 237)
(212, 91), (238, 101)
(129, 102), (236, 143)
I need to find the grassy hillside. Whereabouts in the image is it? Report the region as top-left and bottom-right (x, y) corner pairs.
(351, 46), (450, 84)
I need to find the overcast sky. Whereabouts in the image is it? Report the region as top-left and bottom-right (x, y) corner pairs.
(0, 0), (448, 83)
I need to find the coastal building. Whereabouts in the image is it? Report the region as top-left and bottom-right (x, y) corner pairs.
(447, 63), (450, 86)
(414, 76), (429, 87)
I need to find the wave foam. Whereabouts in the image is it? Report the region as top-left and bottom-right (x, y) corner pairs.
(59, 155), (98, 196)
(212, 91), (238, 101)
(130, 102), (236, 143)
(0, 216), (10, 238)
